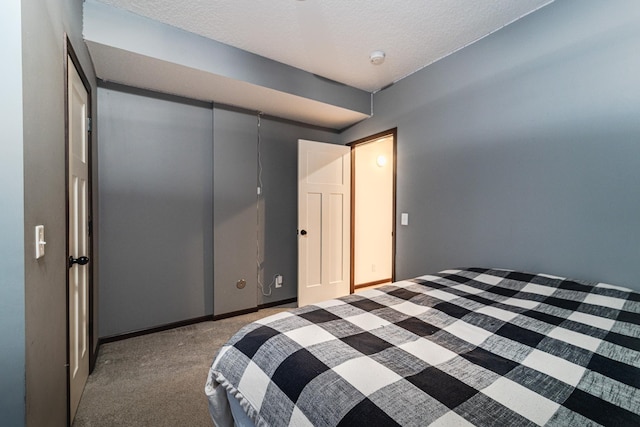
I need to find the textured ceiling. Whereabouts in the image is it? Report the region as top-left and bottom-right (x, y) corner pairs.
(94, 0), (553, 93)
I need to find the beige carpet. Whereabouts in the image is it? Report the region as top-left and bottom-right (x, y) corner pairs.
(73, 308), (290, 427)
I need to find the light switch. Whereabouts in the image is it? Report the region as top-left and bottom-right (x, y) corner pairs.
(401, 213), (409, 226)
(35, 225), (46, 259)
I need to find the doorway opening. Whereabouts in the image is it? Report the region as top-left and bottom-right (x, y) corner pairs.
(349, 129), (397, 293)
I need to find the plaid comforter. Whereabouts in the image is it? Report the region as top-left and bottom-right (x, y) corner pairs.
(205, 268), (640, 426)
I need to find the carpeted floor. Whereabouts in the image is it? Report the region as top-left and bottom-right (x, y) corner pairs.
(72, 307), (291, 427)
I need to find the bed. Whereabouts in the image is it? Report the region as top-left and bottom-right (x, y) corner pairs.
(205, 268), (640, 426)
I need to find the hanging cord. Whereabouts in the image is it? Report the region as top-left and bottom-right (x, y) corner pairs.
(256, 112), (273, 297)
(257, 113), (264, 195)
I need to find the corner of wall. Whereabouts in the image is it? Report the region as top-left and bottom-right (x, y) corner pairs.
(0, 1), (26, 424)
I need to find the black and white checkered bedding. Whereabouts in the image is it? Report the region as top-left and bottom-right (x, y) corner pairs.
(205, 268), (640, 426)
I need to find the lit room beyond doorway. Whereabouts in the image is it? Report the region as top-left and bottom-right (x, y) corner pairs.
(351, 131), (396, 291)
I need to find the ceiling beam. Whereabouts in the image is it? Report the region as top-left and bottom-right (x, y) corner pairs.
(83, 0), (371, 128)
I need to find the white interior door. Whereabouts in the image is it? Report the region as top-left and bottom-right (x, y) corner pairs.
(68, 55), (90, 423)
(298, 140), (350, 306)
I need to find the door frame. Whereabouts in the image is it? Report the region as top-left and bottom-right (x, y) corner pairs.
(348, 128), (397, 293)
(64, 35), (94, 425)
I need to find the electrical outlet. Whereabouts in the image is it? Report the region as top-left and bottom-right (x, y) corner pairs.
(275, 275), (283, 288)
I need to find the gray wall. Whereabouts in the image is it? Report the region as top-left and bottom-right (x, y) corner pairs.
(212, 109), (340, 314)
(0, 1), (25, 424)
(212, 107), (258, 316)
(19, 0), (98, 426)
(259, 117), (340, 304)
(341, 0), (640, 290)
(97, 90), (339, 332)
(98, 86), (214, 337)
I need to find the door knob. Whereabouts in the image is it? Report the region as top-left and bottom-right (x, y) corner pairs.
(69, 256), (90, 268)
(300, 229), (307, 235)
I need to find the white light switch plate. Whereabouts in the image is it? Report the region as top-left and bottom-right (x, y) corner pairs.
(35, 225), (46, 259)
(401, 213), (409, 226)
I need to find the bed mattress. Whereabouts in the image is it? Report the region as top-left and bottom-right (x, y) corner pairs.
(205, 268), (640, 426)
